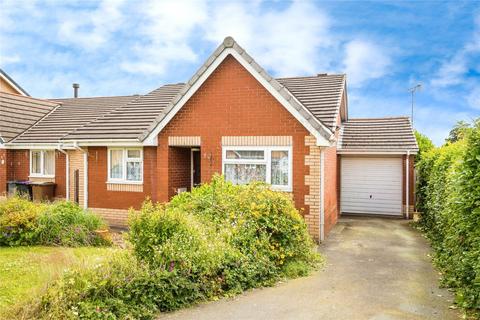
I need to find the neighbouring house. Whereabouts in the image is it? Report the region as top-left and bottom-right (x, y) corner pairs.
(0, 37), (418, 241)
(0, 68), (30, 96)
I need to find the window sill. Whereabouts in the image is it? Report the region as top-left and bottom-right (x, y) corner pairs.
(271, 187), (292, 192)
(29, 175), (55, 179)
(106, 180), (143, 185)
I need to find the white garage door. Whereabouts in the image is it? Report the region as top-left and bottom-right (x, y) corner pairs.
(341, 157), (402, 216)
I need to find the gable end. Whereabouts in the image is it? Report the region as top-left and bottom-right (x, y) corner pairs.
(141, 37), (333, 147)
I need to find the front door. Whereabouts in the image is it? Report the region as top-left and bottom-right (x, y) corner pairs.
(192, 149), (201, 188)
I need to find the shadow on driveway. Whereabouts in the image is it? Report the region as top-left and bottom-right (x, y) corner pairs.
(159, 217), (459, 320)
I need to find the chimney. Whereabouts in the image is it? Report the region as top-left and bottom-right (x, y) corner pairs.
(72, 83), (79, 98)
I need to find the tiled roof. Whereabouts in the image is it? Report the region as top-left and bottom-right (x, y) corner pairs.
(6, 74), (345, 144)
(338, 117), (418, 153)
(64, 84), (183, 140)
(12, 95), (137, 143)
(0, 92), (58, 142)
(278, 74), (345, 131)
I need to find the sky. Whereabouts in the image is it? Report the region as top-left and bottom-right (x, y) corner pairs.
(0, 0), (479, 145)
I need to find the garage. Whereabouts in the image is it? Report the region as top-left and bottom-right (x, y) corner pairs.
(337, 117), (419, 218)
(340, 157), (402, 215)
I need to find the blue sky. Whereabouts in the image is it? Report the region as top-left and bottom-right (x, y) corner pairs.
(1, 0), (479, 144)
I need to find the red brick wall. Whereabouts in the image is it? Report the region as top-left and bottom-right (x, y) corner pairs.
(10, 150), (29, 181)
(168, 147), (191, 198)
(155, 55), (311, 216)
(87, 147), (156, 210)
(323, 145), (339, 235)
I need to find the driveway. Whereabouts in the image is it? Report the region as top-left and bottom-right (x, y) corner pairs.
(159, 217), (459, 320)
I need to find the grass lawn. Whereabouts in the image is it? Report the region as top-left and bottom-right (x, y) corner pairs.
(0, 246), (117, 319)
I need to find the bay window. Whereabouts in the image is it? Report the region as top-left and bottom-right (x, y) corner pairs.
(30, 150), (55, 177)
(222, 146), (292, 191)
(108, 148), (143, 183)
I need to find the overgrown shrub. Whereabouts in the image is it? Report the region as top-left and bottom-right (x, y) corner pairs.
(0, 197), (46, 246)
(414, 130), (434, 163)
(416, 120), (480, 313)
(33, 252), (200, 319)
(0, 198), (110, 247)
(37, 201), (109, 246)
(35, 177), (320, 319)
(130, 177), (319, 287)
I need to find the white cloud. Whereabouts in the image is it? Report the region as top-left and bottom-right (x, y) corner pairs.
(342, 40), (392, 87)
(122, 0), (333, 77)
(0, 0), (39, 32)
(120, 0), (208, 75)
(430, 54), (469, 87)
(57, 0), (126, 50)
(467, 86), (480, 110)
(0, 54), (20, 65)
(204, 1), (333, 76)
(431, 14), (480, 87)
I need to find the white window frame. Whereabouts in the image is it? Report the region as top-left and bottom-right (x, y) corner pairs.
(29, 150), (55, 178)
(107, 147), (143, 184)
(222, 146), (293, 192)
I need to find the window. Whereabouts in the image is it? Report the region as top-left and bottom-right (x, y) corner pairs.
(271, 151), (289, 186)
(108, 148), (143, 183)
(30, 150), (55, 177)
(222, 146), (292, 191)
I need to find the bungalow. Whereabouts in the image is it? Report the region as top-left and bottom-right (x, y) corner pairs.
(0, 37), (418, 241)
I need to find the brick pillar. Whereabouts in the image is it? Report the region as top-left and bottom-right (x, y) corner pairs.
(68, 149), (87, 207)
(157, 135), (170, 203)
(304, 135), (321, 242)
(0, 149), (7, 198)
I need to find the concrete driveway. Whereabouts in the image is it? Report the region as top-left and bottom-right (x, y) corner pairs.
(159, 217), (459, 320)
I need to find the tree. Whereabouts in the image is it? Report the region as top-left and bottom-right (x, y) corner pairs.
(445, 120), (471, 144)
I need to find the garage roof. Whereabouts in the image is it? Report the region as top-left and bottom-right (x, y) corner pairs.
(338, 117), (418, 154)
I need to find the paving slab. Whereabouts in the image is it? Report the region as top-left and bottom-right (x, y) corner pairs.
(158, 217), (460, 320)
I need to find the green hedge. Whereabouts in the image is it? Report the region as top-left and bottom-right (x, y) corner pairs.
(33, 177), (320, 319)
(0, 198), (110, 247)
(416, 120), (480, 312)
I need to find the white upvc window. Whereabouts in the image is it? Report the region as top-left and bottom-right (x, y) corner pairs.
(107, 148), (143, 184)
(222, 146), (292, 191)
(30, 150), (55, 177)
